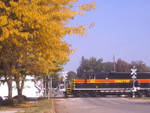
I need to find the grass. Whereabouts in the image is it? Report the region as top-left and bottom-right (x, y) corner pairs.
(17, 99), (53, 113)
(0, 99), (53, 113)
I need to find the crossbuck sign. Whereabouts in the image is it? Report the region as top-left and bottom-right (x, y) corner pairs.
(131, 66), (137, 98)
(131, 66), (137, 79)
(62, 71), (68, 81)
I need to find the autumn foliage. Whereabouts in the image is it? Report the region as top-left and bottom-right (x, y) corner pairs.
(0, 0), (96, 98)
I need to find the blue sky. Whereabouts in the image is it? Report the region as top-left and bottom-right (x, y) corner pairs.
(63, 0), (150, 72)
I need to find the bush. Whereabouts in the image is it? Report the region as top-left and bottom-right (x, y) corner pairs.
(0, 97), (4, 106)
(38, 97), (47, 101)
(18, 97), (25, 104)
(13, 95), (27, 101)
(12, 99), (18, 106)
(0, 101), (3, 106)
(3, 98), (18, 106)
(13, 95), (27, 104)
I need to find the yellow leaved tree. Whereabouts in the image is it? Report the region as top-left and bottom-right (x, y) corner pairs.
(0, 0), (96, 98)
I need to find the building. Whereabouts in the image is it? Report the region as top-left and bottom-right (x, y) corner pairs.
(0, 76), (44, 98)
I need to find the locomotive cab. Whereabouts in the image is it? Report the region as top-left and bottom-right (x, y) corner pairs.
(89, 75), (96, 79)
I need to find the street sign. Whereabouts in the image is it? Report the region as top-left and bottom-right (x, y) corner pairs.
(131, 66), (137, 75)
(62, 71), (68, 81)
(131, 66), (137, 98)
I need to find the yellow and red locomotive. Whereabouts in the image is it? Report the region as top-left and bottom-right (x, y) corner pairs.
(65, 71), (150, 97)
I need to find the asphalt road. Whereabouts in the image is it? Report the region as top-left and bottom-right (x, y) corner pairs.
(54, 97), (150, 113)
(53, 89), (65, 98)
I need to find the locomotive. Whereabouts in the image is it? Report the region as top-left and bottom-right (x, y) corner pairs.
(64, 71), (150, 97)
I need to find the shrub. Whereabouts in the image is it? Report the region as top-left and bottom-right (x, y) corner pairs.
(18, 97), (25, 104)
(0, 97), (4, 106)
(13, 95), (27, 101)
(12, 99), (18, 106)
(38, 97), (47, 101)
(3, 99), (18, 106)
(0, 101), (3, 106)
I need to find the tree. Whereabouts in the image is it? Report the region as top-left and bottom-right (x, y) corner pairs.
(67, 71), (77, 81)
(0, 0), (96, 98)
(130, 60), (148, 72)
(103, 62), (114, 72)
(77, 56), (103, 78)
(77, 56), (89, 78)
(96, 58), (104, 71)
(147, 66), (150, 71)
(50, 71), (60, 88)
(89, 57), (103, 72)
(116, 59), (130, 72)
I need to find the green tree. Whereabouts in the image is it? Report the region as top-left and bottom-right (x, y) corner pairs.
(89, 57), (103, 72)
(103, 62), (113, 72)
(77, 56), (89, 78)
(77, 56), (103, 78)
(130, 60), (148, 72)
(67, 71), (77, 81)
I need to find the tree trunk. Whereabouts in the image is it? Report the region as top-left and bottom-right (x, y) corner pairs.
(16, 80), (22, 98)
(15, 76), (25, 98)
(17, 88), (22, 97)
(7, 77), (13, 99)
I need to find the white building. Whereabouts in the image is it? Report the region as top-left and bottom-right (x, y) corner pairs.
(0, 76), (44, 98)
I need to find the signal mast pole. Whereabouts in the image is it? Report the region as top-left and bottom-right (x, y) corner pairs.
(131, 66), (137, 98)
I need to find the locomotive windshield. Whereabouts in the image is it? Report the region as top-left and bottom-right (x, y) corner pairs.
(89, 75), (96, 79)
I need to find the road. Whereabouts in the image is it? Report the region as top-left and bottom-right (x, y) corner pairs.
(54, 97), (150, 113)
(53, 89), (65, 98)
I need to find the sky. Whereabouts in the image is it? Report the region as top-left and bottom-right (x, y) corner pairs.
(63, 0), (150, 72)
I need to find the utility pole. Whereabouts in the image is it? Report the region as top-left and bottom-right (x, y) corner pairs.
(62, 71), (68, 90)
(50, 77), (52, 98)
(48, 75), (50, 99)
(47, 76), (53, 99)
